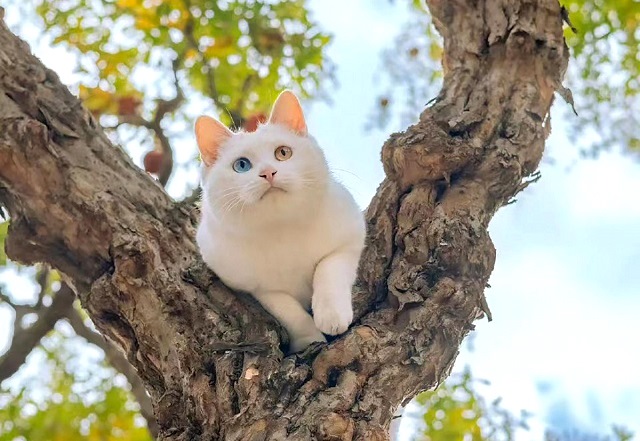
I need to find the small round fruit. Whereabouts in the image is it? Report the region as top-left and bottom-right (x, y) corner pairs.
(243, 113), (267, 132)
(144, 151), (163, 174)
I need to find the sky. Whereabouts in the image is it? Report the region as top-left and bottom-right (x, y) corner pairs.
(2, 0), (640, 440)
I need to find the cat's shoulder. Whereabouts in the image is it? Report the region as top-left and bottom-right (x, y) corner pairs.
(326, 179), (360, 211)
(321, 179), (365, 235)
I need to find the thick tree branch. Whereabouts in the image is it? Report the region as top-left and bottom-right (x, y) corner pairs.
(0, 2), (570, 440)
(0, 284), (74, 382)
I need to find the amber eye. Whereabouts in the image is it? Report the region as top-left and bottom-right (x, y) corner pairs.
(274, 145), (293, 161)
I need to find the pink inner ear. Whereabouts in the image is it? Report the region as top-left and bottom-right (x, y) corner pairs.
(269, 90), (307, 135)
(195, 116), (232, 165)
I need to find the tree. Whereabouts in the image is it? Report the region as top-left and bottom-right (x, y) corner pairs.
(2, 1), (331, 437)
(0, 1), (570, 440)
(375, 0), (640, 157)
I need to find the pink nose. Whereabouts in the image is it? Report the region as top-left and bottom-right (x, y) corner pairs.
(259, 168), (277, 184)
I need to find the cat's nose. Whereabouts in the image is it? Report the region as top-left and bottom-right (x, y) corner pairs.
(259, 168), (277, 184)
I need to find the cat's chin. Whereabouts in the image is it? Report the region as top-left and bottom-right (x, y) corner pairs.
(259, 187), (287, 200)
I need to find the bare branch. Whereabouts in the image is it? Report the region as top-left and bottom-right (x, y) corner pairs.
(233, 74), (256, 120)
(34, 265), (49, 309)
(1, 278), (159, 438)
(152, 127), (173, 188)
(0, 289), (40, 320)
(112, 114), (154, 129)
(103, 57), (183, 186)
(66, 307), (159, 438)
(152, 57), (185, 127)
(0, 284), (74, 383)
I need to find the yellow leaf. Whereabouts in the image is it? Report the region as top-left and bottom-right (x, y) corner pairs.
(204, 36), (235, 58)
(429, 42), (443, 61)
(185, 48), (198, 61)
(79, 86), (118, 115)
(116, 0), (139, 8)
(135, 16), (156, 31)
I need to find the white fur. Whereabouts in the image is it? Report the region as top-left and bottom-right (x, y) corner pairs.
(196, 123), (365, 352)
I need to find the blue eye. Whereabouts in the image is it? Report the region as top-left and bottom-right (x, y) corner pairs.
(232, 157), (252, 173)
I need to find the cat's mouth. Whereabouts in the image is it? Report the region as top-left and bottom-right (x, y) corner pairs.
(259, 186), (287, 200)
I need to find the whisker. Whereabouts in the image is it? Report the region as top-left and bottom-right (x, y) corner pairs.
(216, 184), (250, 197)
(332, 168), (363, 181)
(224, 197), (244, 214)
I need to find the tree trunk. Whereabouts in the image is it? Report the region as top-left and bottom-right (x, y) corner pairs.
(0, 1), (569, 440)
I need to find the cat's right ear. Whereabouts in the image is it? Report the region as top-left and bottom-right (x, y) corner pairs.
(195, 116), (233, 166)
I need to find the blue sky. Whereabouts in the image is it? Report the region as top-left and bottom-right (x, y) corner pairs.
(2, 1), (640, 440)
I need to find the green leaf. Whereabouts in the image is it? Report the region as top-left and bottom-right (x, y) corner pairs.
(0, 221), (8, 266)
(31, 0), (333, 123)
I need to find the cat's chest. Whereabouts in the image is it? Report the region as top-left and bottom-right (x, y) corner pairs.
(206, 222), (329, 298)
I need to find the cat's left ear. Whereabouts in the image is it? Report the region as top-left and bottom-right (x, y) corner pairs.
(195, 116), (233, 166)
(268, 90), (307, 136)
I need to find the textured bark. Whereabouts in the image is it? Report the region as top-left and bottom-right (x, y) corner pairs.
(0, 1), (569, 440)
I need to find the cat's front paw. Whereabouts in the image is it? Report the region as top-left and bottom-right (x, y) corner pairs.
(312, 297), (353, 336)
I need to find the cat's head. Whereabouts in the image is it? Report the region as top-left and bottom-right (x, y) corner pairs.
(195, 91), (329, 221)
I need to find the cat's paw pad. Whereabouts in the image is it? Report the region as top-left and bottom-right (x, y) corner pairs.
(312, 300), (353, 336)
(289, 333), (326, 354)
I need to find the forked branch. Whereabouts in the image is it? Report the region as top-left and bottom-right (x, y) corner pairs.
(0, 1), (570, 439)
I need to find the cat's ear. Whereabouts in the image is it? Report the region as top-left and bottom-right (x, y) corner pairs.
(195, 116), (233, 166)
(268, 90), (307, 135)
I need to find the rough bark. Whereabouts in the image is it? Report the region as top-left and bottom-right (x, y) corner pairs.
(0, 1), (569, 440)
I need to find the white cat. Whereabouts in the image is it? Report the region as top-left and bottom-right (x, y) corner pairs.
(195, 91), (366, 353)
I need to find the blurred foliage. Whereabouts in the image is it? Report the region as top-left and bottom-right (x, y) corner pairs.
(414, 367), (530, 441)
(30, 0), (333, 126)
(0, 332), (151, 441)
(414, 368), (635, 441)
(375, 0), (640, 157)
(562, 0), (639, 156)
(367, 9), (442, 131)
